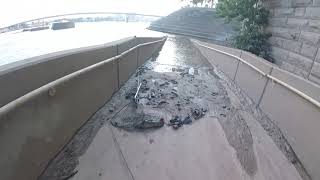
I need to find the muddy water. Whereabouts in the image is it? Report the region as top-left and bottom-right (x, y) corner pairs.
(39, 36), (304, 180)
(156, 36), (212, 67)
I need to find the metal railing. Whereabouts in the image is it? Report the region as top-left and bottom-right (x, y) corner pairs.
(194, 41), (320, 109)
(0, 37), (166, 115)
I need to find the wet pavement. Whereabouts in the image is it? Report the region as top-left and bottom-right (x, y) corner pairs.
(40, 36), (306, 180)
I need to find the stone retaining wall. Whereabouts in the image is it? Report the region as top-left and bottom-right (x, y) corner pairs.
(264, 0), (320, 85)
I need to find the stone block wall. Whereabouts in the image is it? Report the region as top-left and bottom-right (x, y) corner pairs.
(264, 0), (320, 84)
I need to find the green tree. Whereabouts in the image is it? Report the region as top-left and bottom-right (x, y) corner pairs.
(182, 0), (215, 7)
(217, 0), (272, 61)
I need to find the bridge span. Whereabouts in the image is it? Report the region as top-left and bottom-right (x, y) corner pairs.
(0, 12), (163, 32)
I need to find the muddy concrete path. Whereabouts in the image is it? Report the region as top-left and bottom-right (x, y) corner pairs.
(40, 36), (307, 180)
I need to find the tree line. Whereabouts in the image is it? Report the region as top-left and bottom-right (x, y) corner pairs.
(185, 0), (216, 8)
(182, 0), (272, 61)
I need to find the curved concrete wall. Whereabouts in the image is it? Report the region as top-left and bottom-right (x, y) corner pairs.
(0, 37), (166, 180)
(193, 39), (320, 180)
(0, 37), (140, 108)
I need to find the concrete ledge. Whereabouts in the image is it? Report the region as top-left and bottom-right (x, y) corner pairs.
(0, 37), (140, 108)
(0, 58), (118, 180)
(0, 46), (117, 108)
(138, 37), (165, 45)
(118, 48), (138, 87)
(0, 37), (167, 180)
(0, 37), (165, 108)
(193, 39), (320, 180)
(200, 41), (242, 57)
(117, 37), (137, 54)
(240, 51), (273, 73)
(235, 62), (270, 104)
(197, 45), (238, 79)
(260, 82), (320, 180)
(271, 68), (320, 102)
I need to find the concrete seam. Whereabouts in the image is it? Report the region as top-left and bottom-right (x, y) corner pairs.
(233, 60), (241, 81)
(108, 125), (136, 180)
(257, 67), (274, 107)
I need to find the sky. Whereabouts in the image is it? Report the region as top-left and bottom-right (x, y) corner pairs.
(0, 0), (186, 27)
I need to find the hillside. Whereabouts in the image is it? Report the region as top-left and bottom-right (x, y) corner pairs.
(149, 8), (236, 45)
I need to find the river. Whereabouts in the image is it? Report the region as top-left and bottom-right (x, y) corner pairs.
(0, 22), (164, 67)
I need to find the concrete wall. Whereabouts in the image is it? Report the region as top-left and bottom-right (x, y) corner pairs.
(137, 37), (165, 45)
(0, 36), (166, 180)
(259, 78), (320, 180)
(0, 37), (139, 108)
(199, 41), (242, 57)
(118, 48), (139, 87)
(0, 37), (160, 108)
(117, 37), (138, 54)
(264, 0), (320, 85)
(138, 39), (165, 66)
(193, 39), (320, 180)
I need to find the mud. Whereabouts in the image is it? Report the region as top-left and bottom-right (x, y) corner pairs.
(111, 65), (210, 131)
(39, 36), (308, 180)
(212, 66), (312, 180)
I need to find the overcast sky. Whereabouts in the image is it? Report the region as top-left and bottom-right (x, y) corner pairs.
(0, 0), (185, 27)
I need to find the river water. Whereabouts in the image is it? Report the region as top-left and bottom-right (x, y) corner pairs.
(0, 22), (164, 67)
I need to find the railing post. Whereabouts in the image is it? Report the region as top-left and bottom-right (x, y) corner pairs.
(135, 36), (139, 67)
(307, 47), (318, 79)
(116, 45), (120, 89)
(116, 44), (119, 55)
(233, 51), (243, 81)
(257, 67), (273, 107)
(233, 60), (240, 81)
(137, 46), (140, 68)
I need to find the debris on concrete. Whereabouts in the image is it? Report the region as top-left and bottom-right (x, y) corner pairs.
(135, 66), (151, 77)
(188, 67), (195, 75)
(110, 64), (211, 131)
(39, 36), (309, 180)
(211, 92), (218, 96)
(182, 115), (192, 125)
(110, 109), (164, 130)
(170, 79), (178, 84)
(191, 108), (206, 120)
(169, 116), (183, 129)
(135, 116), (164, 129)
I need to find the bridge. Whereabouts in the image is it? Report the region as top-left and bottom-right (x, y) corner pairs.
(0, 12), (163, 32)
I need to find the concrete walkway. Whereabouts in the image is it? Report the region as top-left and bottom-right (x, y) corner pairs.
(71, 113), (301, 180)
(41, 36), (303, 180)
